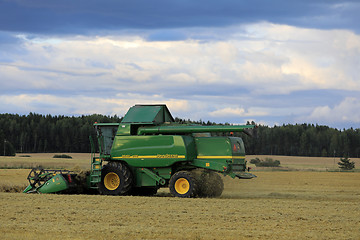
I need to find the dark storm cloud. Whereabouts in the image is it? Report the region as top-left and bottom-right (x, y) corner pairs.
(0, 0), (359, 35)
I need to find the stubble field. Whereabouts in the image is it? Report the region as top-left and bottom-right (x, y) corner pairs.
(0, 154), (360, 239)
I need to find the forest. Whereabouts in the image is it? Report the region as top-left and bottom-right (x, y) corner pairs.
(0, 113), (359, 158)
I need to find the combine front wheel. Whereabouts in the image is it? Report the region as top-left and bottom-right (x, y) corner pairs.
(98, 162), (133, 195)
(169, 171), (197, 198)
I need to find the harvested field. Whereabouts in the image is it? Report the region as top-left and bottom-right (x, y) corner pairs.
(0, 169), (29, 192)
(1, 170), (360, 239)
(2, 154), (359, 171)
(0, 153), (90, 169)
(247, 155), (360, 171)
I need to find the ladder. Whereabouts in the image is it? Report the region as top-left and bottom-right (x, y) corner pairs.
(89, 135), (102, 189)
(89, 156), (102, 189)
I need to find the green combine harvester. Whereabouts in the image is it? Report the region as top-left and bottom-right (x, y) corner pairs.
(24, 104), (256, 198)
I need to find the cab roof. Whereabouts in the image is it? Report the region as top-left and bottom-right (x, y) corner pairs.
(121, 104), (175, 124)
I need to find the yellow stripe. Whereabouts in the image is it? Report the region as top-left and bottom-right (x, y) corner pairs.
(197, 156), (245, 159)
(113, 155), (186, 159)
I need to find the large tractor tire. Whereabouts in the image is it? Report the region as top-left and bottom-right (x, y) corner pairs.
(195, 170), (224, 198)
(169, 171), (197, 198)
(98, 161), (133, 195)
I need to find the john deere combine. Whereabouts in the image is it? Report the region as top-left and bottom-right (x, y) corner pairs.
(24, 104), (256, 197)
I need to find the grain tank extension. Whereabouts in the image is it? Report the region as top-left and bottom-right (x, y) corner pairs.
(92, 104), (256, 197)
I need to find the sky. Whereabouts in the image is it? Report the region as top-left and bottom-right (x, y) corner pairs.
(0, 0), (360, 129)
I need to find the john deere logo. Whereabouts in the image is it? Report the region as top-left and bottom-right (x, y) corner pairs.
(156, 154), (179, 158)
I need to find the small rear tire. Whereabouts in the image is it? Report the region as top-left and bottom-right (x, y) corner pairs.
(169, 171), (197, 198)
(196, 170), (224, 198)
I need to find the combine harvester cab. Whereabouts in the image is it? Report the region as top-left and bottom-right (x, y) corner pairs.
(92, 104), (256, 198)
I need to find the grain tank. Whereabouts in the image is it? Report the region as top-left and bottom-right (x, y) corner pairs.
(89, 104), (256, 197)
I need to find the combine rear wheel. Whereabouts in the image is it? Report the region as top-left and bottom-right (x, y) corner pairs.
(169, 171), (197, 198)
(98, 162), (133, 195)
(196, 171), (224, 198)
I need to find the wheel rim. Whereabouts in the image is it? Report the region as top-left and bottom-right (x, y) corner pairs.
(174, 178), (190, 194)
(104, 172), (120, 190)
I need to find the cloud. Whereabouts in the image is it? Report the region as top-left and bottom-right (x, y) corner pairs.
(1, 22), (360, 128)
(0, 93), (191, 117)
(146, 30), (188, 42)
(209, 107), (267, 117)
(306, 97), (360, 125)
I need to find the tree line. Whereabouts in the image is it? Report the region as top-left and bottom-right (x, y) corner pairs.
(0, 113), (121, 155)
(0, 113), (359, 158)
(241, 124), (360, 158)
